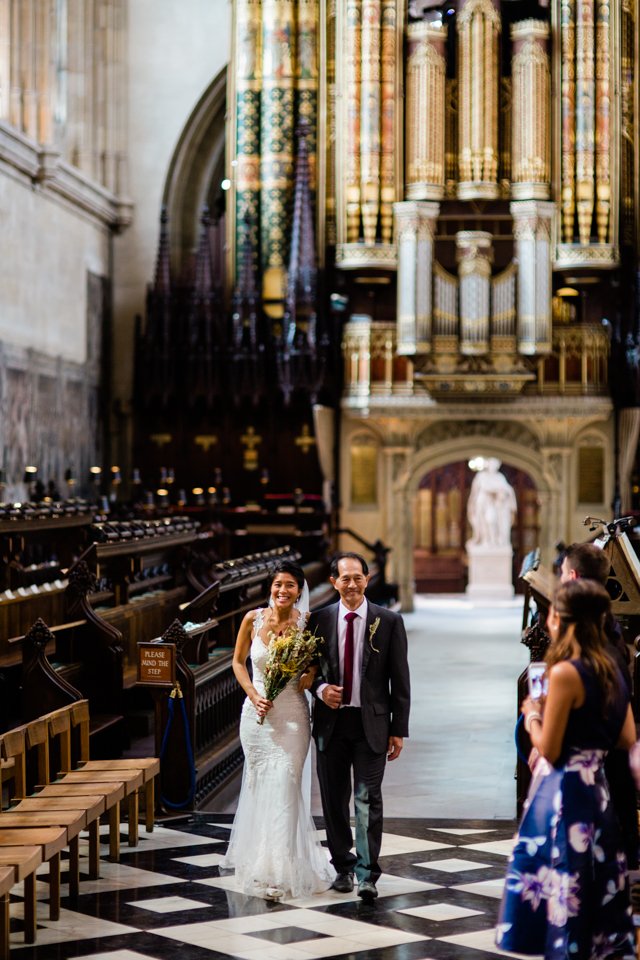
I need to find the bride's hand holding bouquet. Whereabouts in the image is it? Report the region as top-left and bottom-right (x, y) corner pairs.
(258, 625), (324, 724)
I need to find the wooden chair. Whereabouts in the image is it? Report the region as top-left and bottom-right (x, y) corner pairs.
(70, 700), (159, 833)
(0, 829), (66, 923)
(0, 847), (41, 946)
(41, 706), (126, 864)
(0, 725), (72, 917)
(0, 864), (15, 959)
(53, 700), (159, 845)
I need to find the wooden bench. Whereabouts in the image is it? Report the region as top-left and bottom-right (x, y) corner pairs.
(0, 846), (41, 948)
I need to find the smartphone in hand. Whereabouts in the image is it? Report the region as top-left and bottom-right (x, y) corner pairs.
(528, 661), (548, 701)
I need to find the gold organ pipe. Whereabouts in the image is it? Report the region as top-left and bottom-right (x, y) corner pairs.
(575, 0), (595, 245)
(406, 22), (446, 199)
(595, 0), (610, 243)
(560, 0), (575, 242)
(360, 0), (381, 246)
(345, 0), (361, 242)
(457, 0), (500, 198)
(620, 0), (634, 244)
(458, 14), (471, 181)
(511, 21), (550, 198)
(380, 0), (395, 243)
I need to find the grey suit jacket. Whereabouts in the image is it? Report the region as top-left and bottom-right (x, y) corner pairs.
(309, 600), (410, 755)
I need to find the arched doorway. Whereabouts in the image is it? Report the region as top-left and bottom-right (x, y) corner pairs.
(162, 67), (227, 279)
(413, 460), (540, 593)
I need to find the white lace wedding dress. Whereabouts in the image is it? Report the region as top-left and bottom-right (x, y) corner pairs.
(220, 608), (335, 898)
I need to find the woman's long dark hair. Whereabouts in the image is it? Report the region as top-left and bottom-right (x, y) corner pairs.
(546, 579), (618, 704)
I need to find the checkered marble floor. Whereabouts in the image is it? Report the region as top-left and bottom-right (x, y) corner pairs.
(6, 815), (537, 960)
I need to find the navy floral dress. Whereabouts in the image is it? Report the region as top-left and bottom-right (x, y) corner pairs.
(496, 659), (635, 960)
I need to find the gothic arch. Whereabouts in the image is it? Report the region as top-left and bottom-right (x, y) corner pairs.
(162, 67), (227, 272)
(389, 431), (556, 611)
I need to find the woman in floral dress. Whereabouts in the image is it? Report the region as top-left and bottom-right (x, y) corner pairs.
(496, 579), (636, 960)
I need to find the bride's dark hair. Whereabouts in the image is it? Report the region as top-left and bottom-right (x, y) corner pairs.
(270, 560), (305, 591)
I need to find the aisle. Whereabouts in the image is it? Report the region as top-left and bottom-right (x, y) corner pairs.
(8, 815), (520, 958)
(310, 595), (527, 820)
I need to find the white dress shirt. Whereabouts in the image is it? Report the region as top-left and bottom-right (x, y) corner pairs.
(337, 598), (368, 708)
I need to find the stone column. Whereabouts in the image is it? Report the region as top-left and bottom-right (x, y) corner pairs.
(9, 0), (22, 129)
(394, 200), (439, 355)
(20, 0), (37, 139)
(113, 0), (128, 198)
(456, 230), (493, 355)
(0, 0), (10, 120)
(35, 0), (56, 145)
(511, 200), (554, 355)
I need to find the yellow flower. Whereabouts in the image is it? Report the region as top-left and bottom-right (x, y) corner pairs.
(369, 617), (381, 653)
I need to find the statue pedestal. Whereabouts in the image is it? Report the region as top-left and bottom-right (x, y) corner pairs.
(466, 542), (514, 600)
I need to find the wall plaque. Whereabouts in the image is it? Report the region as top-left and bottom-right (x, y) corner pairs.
(350, 441), (378, 505)
(137, 643), (176, 686)
(578, 446), (604, 504)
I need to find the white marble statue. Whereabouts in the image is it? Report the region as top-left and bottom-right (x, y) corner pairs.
(467, 458), (517, 548)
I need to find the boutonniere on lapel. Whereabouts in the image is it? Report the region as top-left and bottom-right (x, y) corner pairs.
(368, 617), (381, 653)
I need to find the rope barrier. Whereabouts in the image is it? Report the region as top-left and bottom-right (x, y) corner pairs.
(159, 681), (196, 809)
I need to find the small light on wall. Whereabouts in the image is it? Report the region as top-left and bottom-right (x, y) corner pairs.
(221, 178), (231, 191)
(468, 457), (486, 472)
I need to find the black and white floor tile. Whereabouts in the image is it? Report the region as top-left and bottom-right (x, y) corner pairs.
(6, 815), (540, 959)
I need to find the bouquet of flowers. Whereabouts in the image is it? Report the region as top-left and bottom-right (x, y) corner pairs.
(258, 625), (323, 725)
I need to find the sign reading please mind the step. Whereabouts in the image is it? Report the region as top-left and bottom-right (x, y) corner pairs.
(137, 643), (176, 686)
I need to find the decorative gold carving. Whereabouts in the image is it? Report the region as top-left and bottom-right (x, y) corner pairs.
(554, 242), (619, 267)
(510, 21), (550, 198)
(294, 424), (316, 453)
(240, 425), (262, 470)
(150, 433), (173, 448)
(194, 435), (219, 453)
(457, 0), (501, 198)
(336, 242), (397, 268)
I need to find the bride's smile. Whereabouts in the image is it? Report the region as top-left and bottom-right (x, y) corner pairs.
(270, 575), (300, 611)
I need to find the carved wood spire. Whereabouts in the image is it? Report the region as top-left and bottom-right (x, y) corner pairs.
(277, 120), (328, 405)
(229, 216), (265, 405)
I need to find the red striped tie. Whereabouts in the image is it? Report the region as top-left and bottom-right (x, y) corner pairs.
(343, 611), (358, 705)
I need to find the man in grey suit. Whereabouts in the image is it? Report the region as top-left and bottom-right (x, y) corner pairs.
(309, 552), (410, 901)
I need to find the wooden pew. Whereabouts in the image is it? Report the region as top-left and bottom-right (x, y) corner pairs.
(148, 546), (330, 810)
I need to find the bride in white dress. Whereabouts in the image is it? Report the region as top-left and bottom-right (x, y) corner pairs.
(220, 560), (335, 900)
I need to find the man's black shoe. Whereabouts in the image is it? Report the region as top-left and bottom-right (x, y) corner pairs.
(332, 872), (355, 893)
(358, 879), (378, 901)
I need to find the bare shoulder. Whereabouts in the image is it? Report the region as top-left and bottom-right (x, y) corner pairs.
(241, 608), (261, 627)
(549, 660), (582, 690)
